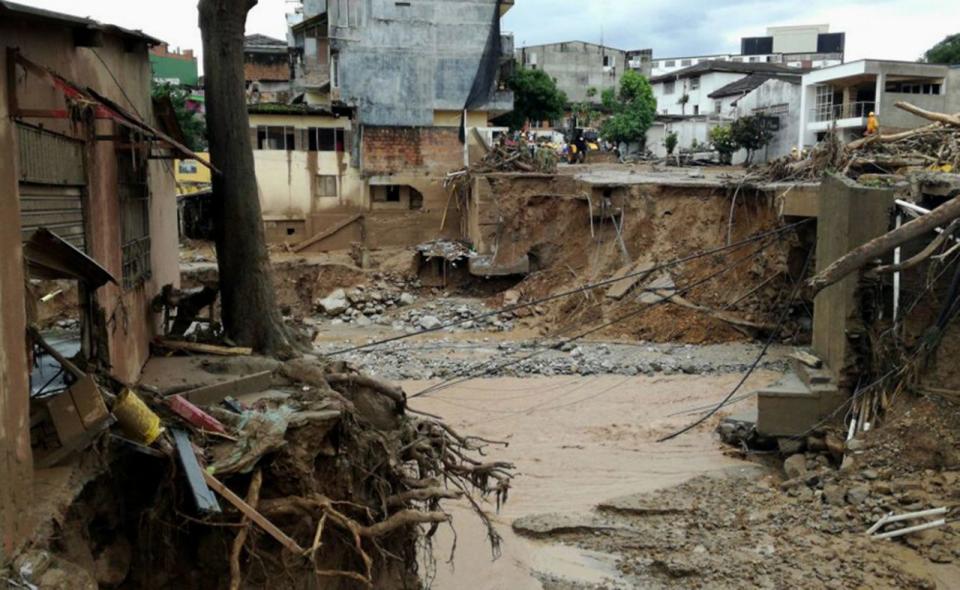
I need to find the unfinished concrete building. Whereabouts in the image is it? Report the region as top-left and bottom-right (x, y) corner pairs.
(516, 41), (649, 105)
(0, 0), (210, 559)
(250, 0), (515, 251)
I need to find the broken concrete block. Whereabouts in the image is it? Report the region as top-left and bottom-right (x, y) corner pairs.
(419, 316), (442, 330)
(318, 289), (349, 316)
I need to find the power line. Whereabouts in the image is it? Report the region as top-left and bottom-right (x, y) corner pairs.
(328, 220), (812, 357)
(657, 246), (815, 443)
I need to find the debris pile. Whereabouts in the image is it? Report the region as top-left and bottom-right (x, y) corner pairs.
(22, 335), (513, 588)
(756, 101), (960, 183)
(444, 143), (558, 196)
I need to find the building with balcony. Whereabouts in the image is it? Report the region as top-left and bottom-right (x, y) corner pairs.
(247, 0), (516, 251)
(798, 60), (960, 147)
(651, 24), (844, 78)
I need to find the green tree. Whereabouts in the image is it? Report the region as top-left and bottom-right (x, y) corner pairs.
(504, 67), (568, 130)
(600, 70), (657, 146)
(730, 115), (772, 164)
(709, 125), (737, 165)
(922, 34), (960, 64)
(664, 131), (678, 156)
(151, 82), (207, 151)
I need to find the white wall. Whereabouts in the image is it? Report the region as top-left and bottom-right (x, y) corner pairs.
(735, 78), (801, 162)
(652, 72), (744, 116)
(768, 24), (828, 54)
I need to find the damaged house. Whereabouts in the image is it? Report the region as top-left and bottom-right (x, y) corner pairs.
(248, 0), (515, 251)
(0, 0), (210, 557)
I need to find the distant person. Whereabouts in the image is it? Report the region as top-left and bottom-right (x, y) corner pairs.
(575, 135), (587, 163)
(865, 111), (879, 136)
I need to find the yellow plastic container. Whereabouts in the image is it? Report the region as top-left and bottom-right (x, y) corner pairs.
(113, 389), (164, 445)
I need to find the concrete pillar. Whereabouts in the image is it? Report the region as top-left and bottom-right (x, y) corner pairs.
(812, 174), (894, 386)
(842, 85), (854, 118)
(874, 72), (886, 120)
(0, 47), (34, 561)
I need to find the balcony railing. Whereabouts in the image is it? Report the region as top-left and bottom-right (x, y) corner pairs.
(809, 101), (875, 123)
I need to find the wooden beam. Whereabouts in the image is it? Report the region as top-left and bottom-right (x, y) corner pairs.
(153, 338), (253, 357)
(204, 471), (305, 554)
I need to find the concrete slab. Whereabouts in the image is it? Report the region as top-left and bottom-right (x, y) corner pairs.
(138, 355), (281, 397)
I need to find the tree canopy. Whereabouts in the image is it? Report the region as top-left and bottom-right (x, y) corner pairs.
(599, 70), (657, 146)
(504, 67), (568, 130)
(152, 82), (207, 151)
(922, 33), (960, 64)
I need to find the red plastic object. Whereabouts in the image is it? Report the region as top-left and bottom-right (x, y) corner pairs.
(166, 394), (227, 435)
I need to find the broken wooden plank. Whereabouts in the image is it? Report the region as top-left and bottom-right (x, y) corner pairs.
(204, 471), (305, 554)
(154, 338), (253, 357)
(172, 428), (222, 514)
(605, 260), (656, 300)
(179, 371), (274, 406)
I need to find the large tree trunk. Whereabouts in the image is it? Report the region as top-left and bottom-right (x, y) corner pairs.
(199, 0), (295, 357)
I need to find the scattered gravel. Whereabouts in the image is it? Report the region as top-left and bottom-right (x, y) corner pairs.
(313, 339), (792, 381)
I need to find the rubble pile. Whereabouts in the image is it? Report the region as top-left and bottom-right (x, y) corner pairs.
(757, 102), (960, 183)
(444, 144), (558, 197)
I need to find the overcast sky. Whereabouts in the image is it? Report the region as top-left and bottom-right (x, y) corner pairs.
(19, 0), (956, 67)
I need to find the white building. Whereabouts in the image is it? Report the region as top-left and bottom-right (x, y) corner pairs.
(647, 62), (804, 163)
(650, 61), (804, 118)
(651, 24), (844, 78)
(798, 60), (960, 147)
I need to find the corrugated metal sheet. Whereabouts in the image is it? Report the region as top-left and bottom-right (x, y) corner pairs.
(17, 123), (86, 186)
(18, 185), (86, 250)
(17, 124), (87, 251)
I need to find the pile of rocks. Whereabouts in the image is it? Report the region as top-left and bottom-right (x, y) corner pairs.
(314, 284), (419, 327)
(313, 339), (790, 381)
(391, 300), (515, 334)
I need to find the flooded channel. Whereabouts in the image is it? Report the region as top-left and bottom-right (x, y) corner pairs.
(405, 372), (782, 589)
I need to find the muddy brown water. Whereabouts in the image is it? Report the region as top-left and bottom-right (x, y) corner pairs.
(405, 372), (782, 589)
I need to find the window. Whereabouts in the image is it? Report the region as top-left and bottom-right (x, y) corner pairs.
(335, 0), (361, 27)
(307, 127), (345, 152)
(664, 60), (676, 67)
(178, 160), (198, 174)
(663, 80), (675, 95)
(731, 57), (743, 62)
(715, 100), (722, 114)
(117, 131), (151, 290)
(257, 126), (295, 150)
(680, 59), (692, 66)
(693, 105), (699, 115)
(386, 186), (401, 202)
(885, 80), (942, 95)
(748, 56), (759, 63)
(689, 76), (700, 90)
(316, 175), (337, 197)
(603, 55), (611, 67)
(651, 61), (659, 68)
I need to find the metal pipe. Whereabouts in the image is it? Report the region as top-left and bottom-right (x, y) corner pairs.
(894, 213), (902, 323)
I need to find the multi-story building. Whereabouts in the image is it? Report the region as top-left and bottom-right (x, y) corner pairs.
(646, 61), (806, 163)
(650, 61), (804, 117)
(651, 24), (844, 78)
(149, 42), (199, 87)
(516, 41), (653, 104)
(798, 60), (960, 147)
(246, 0), (515, 250)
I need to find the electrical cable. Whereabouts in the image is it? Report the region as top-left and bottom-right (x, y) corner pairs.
(328, 219), (812, 357)
(657, 245), (815, 443)
(411, 235), (781, 400)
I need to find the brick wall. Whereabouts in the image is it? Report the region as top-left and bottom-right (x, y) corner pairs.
(362, 126), (462, 175)
(244, 56), (289, 82)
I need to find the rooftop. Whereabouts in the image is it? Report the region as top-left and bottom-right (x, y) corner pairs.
(0, 0), (161, 45)
(708, 72), (801, 99)
(650, 60), (808, 83)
